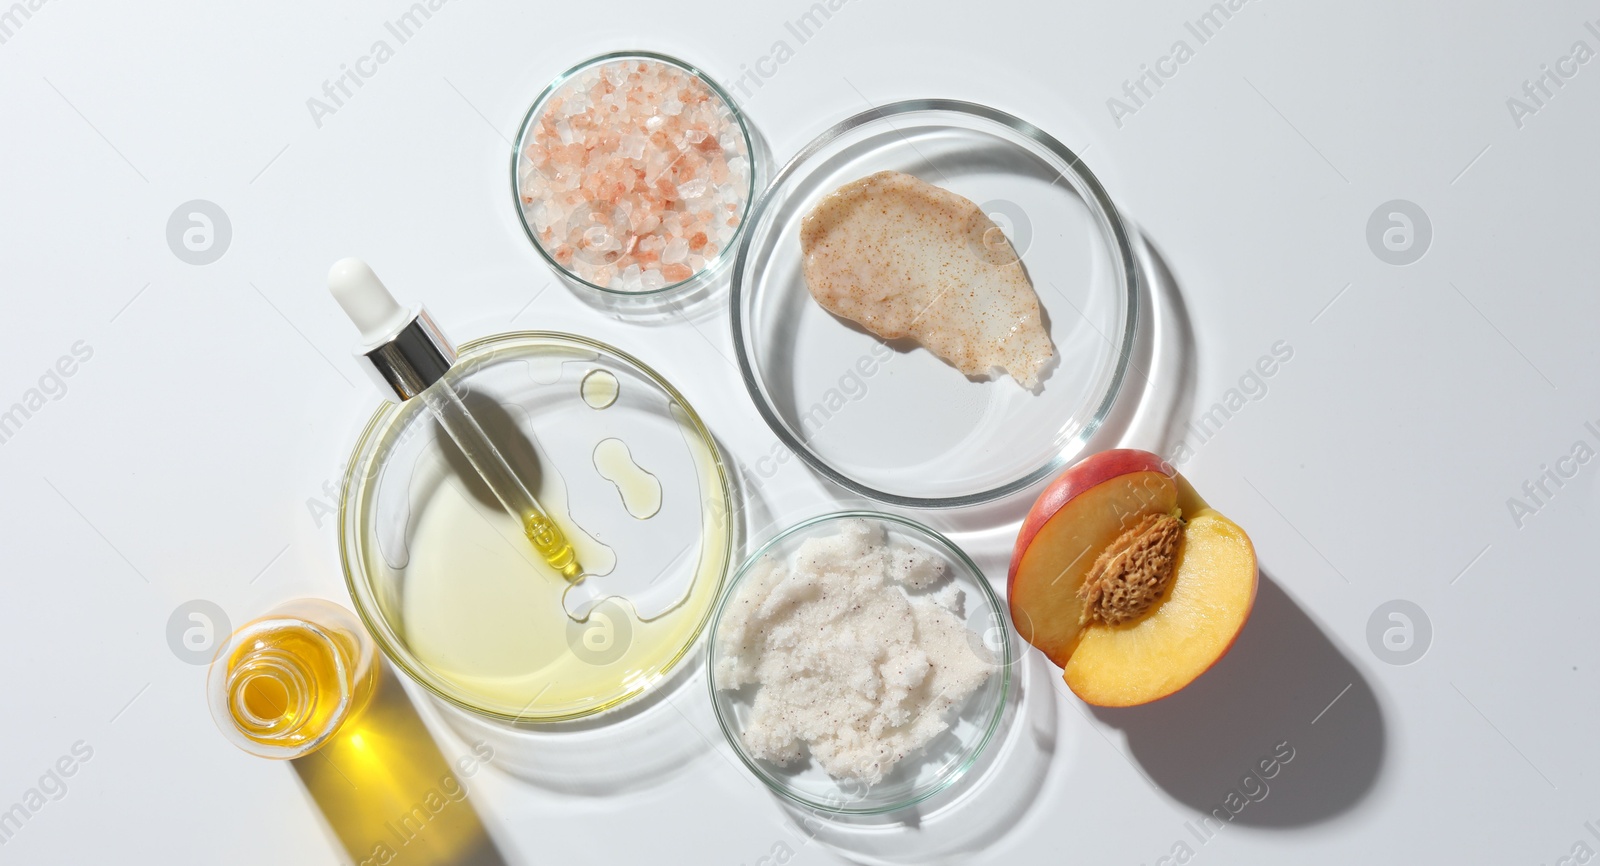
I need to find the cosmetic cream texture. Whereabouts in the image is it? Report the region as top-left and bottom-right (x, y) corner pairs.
(715, 519), (994, 784)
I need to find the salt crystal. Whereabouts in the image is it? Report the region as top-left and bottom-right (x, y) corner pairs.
(662, 237), (689, 264)
(520, 57), (753, 293)
(529, 202), (553, 232)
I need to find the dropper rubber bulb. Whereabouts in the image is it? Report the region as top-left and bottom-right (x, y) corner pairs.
(328, 258), (583, 581)
(329, 258), (411, 343)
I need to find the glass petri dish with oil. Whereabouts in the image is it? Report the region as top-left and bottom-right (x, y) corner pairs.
(340, 331), (731, 723)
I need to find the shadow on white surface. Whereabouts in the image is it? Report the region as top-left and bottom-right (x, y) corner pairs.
(774, 651), (1063, 865)
(1120, 231), (1198, 462)
(718, 433), (780, 563)
(1091, 574), (1386, 826)
(292, 663), (511, 866)
(872, 226), (1196, 550)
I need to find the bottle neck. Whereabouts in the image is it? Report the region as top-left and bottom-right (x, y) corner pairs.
(227, 643), (319, 741)
(207, 600), (376, 760)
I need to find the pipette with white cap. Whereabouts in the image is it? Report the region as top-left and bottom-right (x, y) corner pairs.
(328, 258), (582, 581)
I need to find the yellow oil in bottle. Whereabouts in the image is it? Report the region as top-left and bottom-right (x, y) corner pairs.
(209, 600), (506, 866)
(223, 620), (367, 753)
(214, 600), (375, 757)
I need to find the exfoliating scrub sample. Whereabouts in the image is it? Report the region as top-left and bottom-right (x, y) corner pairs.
(800, 170), (1056, 389)
(732, 101), (1137, 507)
(715, 518), (995, 785)
(517, 55), (752, 292)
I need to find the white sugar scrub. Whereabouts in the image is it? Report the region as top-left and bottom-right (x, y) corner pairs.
(516, 55), (753, 292)
(714, 518), (996, 785)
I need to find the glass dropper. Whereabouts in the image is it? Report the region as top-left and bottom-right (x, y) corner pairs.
(328, 258), (582, 580)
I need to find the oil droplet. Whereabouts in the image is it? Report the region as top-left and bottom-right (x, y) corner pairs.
(581, 369), (619, 409)
(593, 438), (661, 519)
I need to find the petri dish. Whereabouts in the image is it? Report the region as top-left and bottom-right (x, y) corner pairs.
(731, 100), (1140, 508)
(707, 511), (1011, 814)
(340, 332), (731, 723)
(512, 51), (765, 298)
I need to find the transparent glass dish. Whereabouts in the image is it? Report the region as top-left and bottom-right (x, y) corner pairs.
(340, 332), (731, 723)
(731, 100), (1139, 507)
(707, 512), (1011, 814)
(512, 51), (765, 298)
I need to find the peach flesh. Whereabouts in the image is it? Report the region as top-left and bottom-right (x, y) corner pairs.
(1008, 467), (1176, 666)
(1064, 505), (1257, 706)
(1007, 450), (1258, 706)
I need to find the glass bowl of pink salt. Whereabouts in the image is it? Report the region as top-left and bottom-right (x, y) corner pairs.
(513, 52), (760, 297)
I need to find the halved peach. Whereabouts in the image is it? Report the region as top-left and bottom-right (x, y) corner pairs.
(1007, 450), (1257, 706)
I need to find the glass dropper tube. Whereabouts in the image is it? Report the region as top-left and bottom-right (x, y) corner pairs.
(328, 257), (583, 581)
(418, 376), (580, 579)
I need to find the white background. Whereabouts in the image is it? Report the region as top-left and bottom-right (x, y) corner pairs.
(2, 0), (1597, 863)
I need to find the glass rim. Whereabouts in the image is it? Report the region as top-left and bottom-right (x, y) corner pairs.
(205, 614), (357, 760)
(338, 329), (733, 723)
(729, 98), (1142, 508)
(705, 510), (1013, 815)
(510, 50), (761, 297)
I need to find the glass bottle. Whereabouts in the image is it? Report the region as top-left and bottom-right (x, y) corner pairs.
(208, 599), (504, 865)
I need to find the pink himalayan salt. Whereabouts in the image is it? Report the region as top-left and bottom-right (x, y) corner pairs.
(519, 58), (751, 292)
